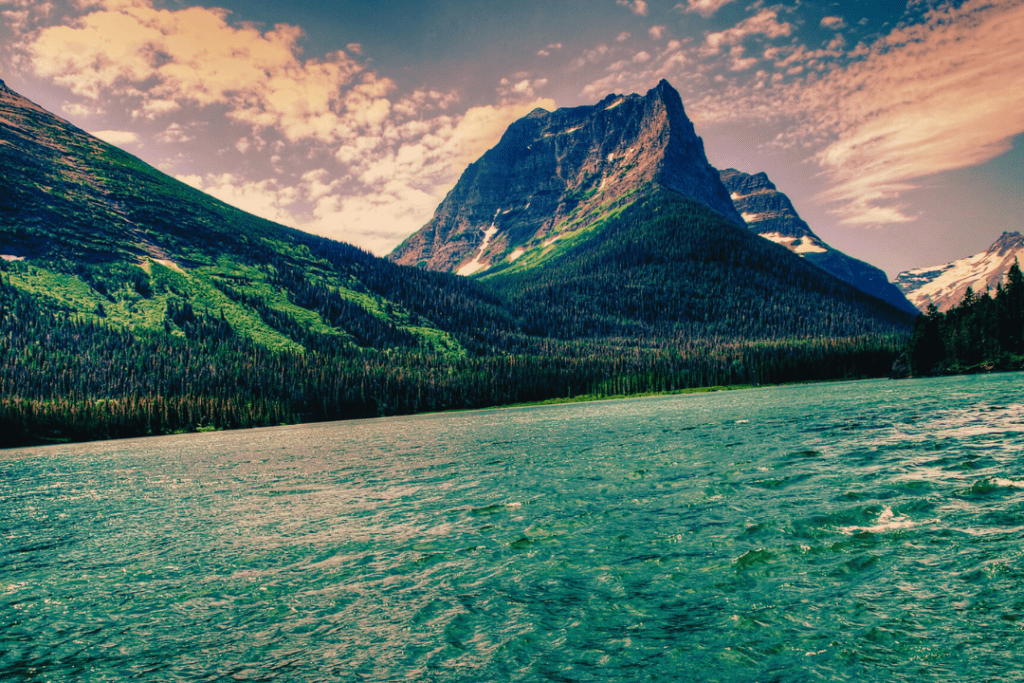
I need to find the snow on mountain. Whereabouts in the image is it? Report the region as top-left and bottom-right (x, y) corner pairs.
(895, 232), (1024, 312)
(719, 169), (918, 315)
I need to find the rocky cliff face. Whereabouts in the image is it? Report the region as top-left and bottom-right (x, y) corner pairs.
(389, 80), (742, 274)
(895, 232), (1024, 312)
(719, 168), (918, 315)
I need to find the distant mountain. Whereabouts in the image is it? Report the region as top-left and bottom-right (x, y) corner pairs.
(389, 80), (913, 343)
(719, 169), (918, 315)
(0, 78), (910, 447)
(895, 232), (1024, 312)
(389, 79), (743, 274)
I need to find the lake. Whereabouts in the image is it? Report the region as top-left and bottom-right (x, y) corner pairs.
(2, 374), (1023, 681)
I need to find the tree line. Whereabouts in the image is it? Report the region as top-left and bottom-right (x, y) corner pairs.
(903, 261), (1024, 376)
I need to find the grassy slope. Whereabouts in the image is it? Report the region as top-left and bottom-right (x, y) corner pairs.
(0, 82), (465, 355)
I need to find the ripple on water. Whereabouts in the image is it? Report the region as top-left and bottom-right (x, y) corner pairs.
(2, 373), (1024, 681)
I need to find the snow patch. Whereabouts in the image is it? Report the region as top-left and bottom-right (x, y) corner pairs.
(508, 248), (525, 262)
(607, 153), (616, 162)
(759, 232), (796, 247)
(562, 125), (583, 134)
(730, 192), (742, 200)
(457, 209), (502, 277)
(605, 97), (626, 110)
(758, 232), (827, 255)
(0, 254), (25, 262)
(899, 244), (1024, 311)
(741, 212), (765, 223)
(793, 238), (827, 254)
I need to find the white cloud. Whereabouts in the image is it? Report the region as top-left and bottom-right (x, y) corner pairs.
(180, 172), (300, 227)
(61, 101), (102, 118)
(820, 16), (846, 30)
(686, 0), (1024, 227)
(649, 25), (667, 40)
(617, 31), (632, 42)
(156, 122), (192, 143)
(176, 97), (557, 255)
(678, 0), (737, 18)
(813, 0), (1024, 225)
(705, 9), (793, 53)
(23, 0), (392, 143)
(91, 129), (139, 145)
(617, 0), (648, 17)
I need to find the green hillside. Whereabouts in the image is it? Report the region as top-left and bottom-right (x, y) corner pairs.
(484, 188), (912, 341)
(1, 82), (911, 447)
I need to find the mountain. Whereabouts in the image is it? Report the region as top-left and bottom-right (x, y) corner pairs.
(895, 232), (1024, 312)
(388, 79), (913, 342)
(718, 168), (918, 315)
(1, 79), (909, 447)
(389, 80), (743, 274)
(0, 76), (510, 355)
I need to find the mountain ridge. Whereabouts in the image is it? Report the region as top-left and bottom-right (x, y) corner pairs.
(719, 168), (918, 315)
(895, 231), (1024, 312)
(1, 79), (910, 447)
(389, 80), (742, 273)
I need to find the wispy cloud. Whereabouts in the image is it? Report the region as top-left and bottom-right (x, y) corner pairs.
(658, 0), (1024, 227)
(180, 97), (555, 254)
(813, 0), (1024, 225)
(705, 9), (792, 52)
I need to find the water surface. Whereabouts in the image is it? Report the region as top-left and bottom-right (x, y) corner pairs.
(3, 374), (1023, 681)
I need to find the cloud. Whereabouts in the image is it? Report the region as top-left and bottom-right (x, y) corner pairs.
(156, 122), (192, 144)
(23, 0), (392, 142)
(812, 0), (1024, 225)
(820, 16), (846, 30)
(91, 129), (139, 145)
(497, 76), (549, 104)
(678, 0), (737, 18)
(181, 173), (301, 227)
(705, 9), (793, 52)
(616, 0), (648, 17)
(649, 25), (667, 40)
(180, 98), (557, 255)
(62, 102), (102, 118)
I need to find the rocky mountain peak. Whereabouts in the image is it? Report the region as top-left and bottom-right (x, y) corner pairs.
(389, 80), (742, 274)
(896, 231), (1024, 312)
(719, 168), (814, 241)
(989, 231), (1024, 255)
(720, 168), (918, 314)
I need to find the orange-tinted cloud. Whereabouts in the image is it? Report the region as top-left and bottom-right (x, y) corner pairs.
(814, 0), (1024, 225)
(678, 0), (736, 18)
(25, 0), (391, 142)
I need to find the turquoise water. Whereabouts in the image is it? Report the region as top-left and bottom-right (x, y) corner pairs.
(2, 374), (1023, 682)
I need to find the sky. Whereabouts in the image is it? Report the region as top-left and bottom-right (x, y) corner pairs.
(1, 0), (1022, 277)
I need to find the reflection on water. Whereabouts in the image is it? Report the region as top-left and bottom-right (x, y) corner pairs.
(2, 373), (1023, 681)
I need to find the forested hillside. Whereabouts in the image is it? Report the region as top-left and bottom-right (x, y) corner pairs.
(904, 261), (1024, 376)
(485, 189), (912, 340)
(1, 80), (912, 447)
